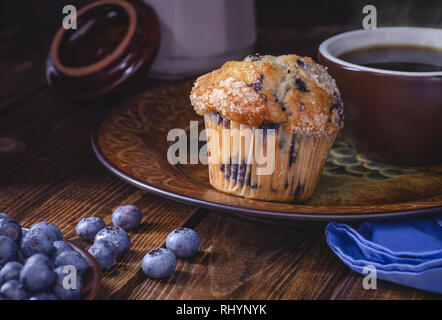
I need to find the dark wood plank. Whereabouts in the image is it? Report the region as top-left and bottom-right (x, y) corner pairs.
(128, 211), (349, 299)
(94, 202), (200, 299)
(128, 210), (441, 300)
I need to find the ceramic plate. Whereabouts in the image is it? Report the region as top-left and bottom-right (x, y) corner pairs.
(92, 80), (442, 222)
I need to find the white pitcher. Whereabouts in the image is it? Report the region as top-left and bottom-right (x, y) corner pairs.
(143, 0), (257, 80)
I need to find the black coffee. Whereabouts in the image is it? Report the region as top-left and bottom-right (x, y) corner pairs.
(338, 45), (442, 72)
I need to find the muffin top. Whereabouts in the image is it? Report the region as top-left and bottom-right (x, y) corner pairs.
(190, 54), (344, 136)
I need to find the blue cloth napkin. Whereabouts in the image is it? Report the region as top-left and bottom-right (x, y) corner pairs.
(325, 217), (442, 294)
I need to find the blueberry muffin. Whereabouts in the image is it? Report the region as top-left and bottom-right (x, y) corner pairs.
(190, 54), (344, 202)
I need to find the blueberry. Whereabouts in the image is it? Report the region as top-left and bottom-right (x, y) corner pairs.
(294, 184), (305, 199)
(52, 265), (83, 300)
(76, 217), (106, 242)
(296, 58), (306, 67)
(166, 228), (200, 258)
(223, 118), (231, 129)
(16, 250), (26, 264)
(216, 113), (223, 125)
(0, 293), (9, 300)
(141, 248), (177, 279)
(0, 213), (9, 219)
(112, 205), (142, 230)
(246, 53), (261, 62)
(20, 228), (54, 257)
(87, 240), (117, 271)
(94, 226), (131, 257)
(26, 253), (54, 268)
(0, 280), (28, 300)
(0, 236), (18, 267)
(30, 222), (63, 242)
(330, 92), (344, 126)
(295, 78), (309, 92)
(18, 228), (29, 264)
(249, 74), (264, 92)
(0, 261), (23, 284)
(16, 228), (29, 263)
(53, 240), (75, 257)
(29, 292), (59, 300)
(21, 227), (29, 239)
(0, 216), (22, 243)
(20, 254), (55, 292)
(54, 250), (88, 276)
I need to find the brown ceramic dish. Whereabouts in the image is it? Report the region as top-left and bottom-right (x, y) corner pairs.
(318, 27), (442, 166)
(91, 80), (442, 222)
(68, 241), (102, 300)
(46, 0), (159, 100)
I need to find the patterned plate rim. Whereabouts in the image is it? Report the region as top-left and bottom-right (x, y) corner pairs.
(91, 126), (442, 222)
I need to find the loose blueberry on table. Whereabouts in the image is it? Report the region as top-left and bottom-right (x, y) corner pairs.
(87, 240), (117, 271)
(94, 226), (131, 258)
(112, 205), (142, 230)
(141, 248), (177, 279)
(76, 217), (106, 242)
(166, 228), (200, 258)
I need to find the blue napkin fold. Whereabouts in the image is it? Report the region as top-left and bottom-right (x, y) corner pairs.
(325, 217), (442, 294)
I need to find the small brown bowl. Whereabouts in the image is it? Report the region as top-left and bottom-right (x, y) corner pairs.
(68, 242), (102, 300)
(318, 27), (442, 166)
(46, 0), (159, 100)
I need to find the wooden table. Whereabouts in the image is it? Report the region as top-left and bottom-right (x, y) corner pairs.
(1, 19), (440, 300)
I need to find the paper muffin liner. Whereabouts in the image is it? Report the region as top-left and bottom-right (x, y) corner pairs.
(203, 112), (337, 202)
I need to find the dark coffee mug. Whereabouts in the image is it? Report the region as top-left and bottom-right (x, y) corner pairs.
(318, 27), (442, 166)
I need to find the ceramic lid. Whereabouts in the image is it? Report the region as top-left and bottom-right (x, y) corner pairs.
(46, 0), (160, 100)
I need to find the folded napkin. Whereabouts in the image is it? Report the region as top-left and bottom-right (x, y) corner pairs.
(325, 217), (442, 294)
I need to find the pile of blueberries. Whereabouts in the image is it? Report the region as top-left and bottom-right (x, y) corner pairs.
(0, 213), (87, 300)
(0, 204), (201, 299)
(76, 205), (138, 271)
